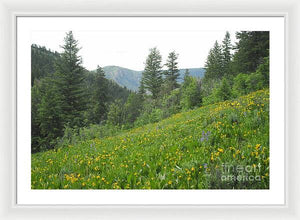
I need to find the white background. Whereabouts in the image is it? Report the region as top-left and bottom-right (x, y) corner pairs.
(17, 17), (284, 205)
(1, 0), (299, 219)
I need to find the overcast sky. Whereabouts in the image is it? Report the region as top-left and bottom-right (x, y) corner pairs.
(31, 30), (237, 71)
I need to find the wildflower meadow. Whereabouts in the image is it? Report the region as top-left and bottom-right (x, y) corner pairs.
(32, 89), (269, 189)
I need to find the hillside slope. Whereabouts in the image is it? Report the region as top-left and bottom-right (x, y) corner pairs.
(32, 89), (269, 189)
(103, 66), (142, 91)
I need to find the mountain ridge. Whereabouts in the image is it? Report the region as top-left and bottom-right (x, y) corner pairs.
(101, 65), (205, 91)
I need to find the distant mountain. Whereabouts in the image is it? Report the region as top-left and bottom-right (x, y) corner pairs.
(178, 68), (205, 82)
(102, 66), (205, 91)
(102, 66), (142, 91)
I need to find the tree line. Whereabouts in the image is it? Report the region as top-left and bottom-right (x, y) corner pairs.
(31, 32), (131, 152)
(31, 31), (269, 153)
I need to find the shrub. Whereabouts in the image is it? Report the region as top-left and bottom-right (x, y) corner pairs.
(134, 108), (164, 127)
(246, 72), (264, 92)
(256, 56), (269, 87)
(161, 89), (181, 118)
(232, 73), (248, 97)
(107, 99), (125, 126)
(203, 78), (232, 105)
(215, 78), (232, 101)
(180, 77), (202, 110)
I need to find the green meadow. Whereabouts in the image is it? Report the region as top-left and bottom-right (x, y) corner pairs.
(32, 89), (269, 189)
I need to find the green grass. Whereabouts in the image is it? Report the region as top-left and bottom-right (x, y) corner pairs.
(31, 89), (269, 189)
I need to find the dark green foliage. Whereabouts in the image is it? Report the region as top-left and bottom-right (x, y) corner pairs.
(123, 93), (143, 124)
(55, 31), (88, 128)
(180, 76), (202, 110)
(141, 47), (163, 99)
(202, 78), (232, 105)
(232, 31), (269, 74)
(31, 43), (131, 152)
(106, 92), (143, 128)
(232, 72), (264, 97)
(232, 73), (249, 96)
(256, 56), (269, 87)
(138, 78), (146, 101)
(246, 72), (264, 92)
(164, 51), (180, 93)
(134, 107), (164, 127)
(184, 69), (190, 81)
(202, 31), (269, 106)
(232, 57), (269, 97)
(31, 32), (130, 152)
(35, 76), (64, 151)
(107, 99), (125, 126)
(31, 44), (60, 86)
(161, 89), (181, 118)
(31, 81), (42, 152)
(221, 31), (232, 77)
(106, 80), (131, 104)
(87, 66), (109, 124)
(57, 124), (125, 148)
(215, 78), (232, 101)
(86, 69), (131, 106)
(203, 41), (223, 82)
(31, 30), (270, 154)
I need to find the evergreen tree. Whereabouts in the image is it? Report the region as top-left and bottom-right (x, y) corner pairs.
(37, 76), (64, 150)
(141, 47), (163, 99)
(89, 65), (109, 124)
(55, 31), (87, 128)
(31, 80), (42, 152)
(232, 31), (269, 74)
(182, 69), (192, 90)
(184, 69), (190, 81)
(222, 31), (232, 77)
(106, 80), (131, 104)
(164, 51), (180, 93)
(138, 78), (146, 98)
(203, 41), (223, 82)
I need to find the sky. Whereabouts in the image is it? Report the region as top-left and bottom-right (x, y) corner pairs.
(31, 29), (237, 71)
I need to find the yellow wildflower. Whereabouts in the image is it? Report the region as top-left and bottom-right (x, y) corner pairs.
(218, 148), (224, 153)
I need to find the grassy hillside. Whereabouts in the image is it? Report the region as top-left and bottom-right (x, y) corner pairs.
(32, 89), (269, 189)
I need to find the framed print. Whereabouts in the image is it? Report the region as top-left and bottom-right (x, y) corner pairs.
(16, 16), (285, 206)
(0, 0), (299, 219)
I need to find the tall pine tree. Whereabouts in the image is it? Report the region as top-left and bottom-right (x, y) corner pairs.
(55, 31), (87, 128)
(164, 51), (180, 93)
(203, 41), (223, 82)
(232, 31), (269, 74)
(88, 65), (109, 124)
(222, 31), (232, 77)
(141, 47), (163, 99)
